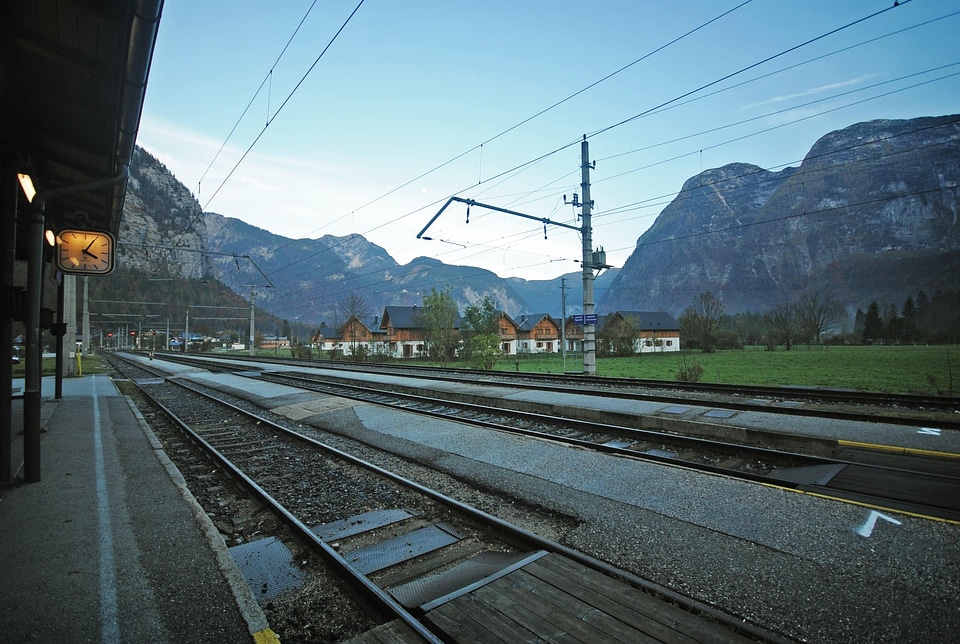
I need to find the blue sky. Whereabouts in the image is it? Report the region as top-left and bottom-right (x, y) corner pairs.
(138, 0), (960, 282)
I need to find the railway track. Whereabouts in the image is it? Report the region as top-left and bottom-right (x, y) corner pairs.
(108, 353), (781, 643)
(137, 351), (960, 521)
(153, 350), (960, 429)
(255, 368), (960, 523)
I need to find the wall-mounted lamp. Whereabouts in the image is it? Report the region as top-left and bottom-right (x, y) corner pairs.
(18, 173), (36, 203)
(44, 229), (57, 247)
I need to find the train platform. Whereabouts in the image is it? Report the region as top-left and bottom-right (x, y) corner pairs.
(0, 374), (277, 644)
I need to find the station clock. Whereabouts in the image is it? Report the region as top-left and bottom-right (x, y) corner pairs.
(56, 229), (116, 275)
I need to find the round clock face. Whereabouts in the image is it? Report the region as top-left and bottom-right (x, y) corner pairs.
(56, 229), (115, 275)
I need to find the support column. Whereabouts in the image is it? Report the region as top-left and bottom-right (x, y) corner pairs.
(1, 150), (17, 483)
(23, 207), (44, 482)
(64, 274), (77, 376)
(249, 286), (255, 357)
(580, 136), (596, 375)
(82, 276), (90, 354)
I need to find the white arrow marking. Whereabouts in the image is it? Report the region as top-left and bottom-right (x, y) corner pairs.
(856, 510), (903, 537)
(918, 427), (941, 436)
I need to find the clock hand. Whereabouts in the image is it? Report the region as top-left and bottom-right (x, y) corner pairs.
(84, 238), (97, 252)
(82, 248), (99, 259)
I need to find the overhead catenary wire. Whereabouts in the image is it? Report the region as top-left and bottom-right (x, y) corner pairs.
(586, 0), (914, 140)
(261, 1), (756, 255)
(258, 114), (960, 314)
(195, 0), (321, 199)
(187, 0), (950, 313)
(250, 0), (928, 285)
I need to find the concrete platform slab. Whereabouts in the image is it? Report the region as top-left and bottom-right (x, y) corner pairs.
(0, 374), (275, 643)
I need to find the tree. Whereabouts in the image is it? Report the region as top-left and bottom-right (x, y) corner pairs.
(901, 296), (918, 343)
(766, 301), (801, 350)
(598, 314), (637, 356)
(338, 291), (370, 323)
(678, 291), (724, 352)
(420, 288), (459, 366)
(460, 296), (502, 369)
(882, 302), (900, 343)
(795, 291), (846, 345)
(733, 310), (765, 346)
(862, 302), (883, 344)
(915, 290), (931, 342)
(338, 292), (371, 358)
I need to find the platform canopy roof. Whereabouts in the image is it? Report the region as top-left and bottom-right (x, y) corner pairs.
(2, 0), (163, 259)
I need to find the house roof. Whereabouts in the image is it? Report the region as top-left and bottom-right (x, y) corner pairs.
(516, 313), (558, 332)
(342, 315), (386, 336)
(381, 306), (421, 329)
(382, 305), (460, 330)
(607, 311), (680, 331)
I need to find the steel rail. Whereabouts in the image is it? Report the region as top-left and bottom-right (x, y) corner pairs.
(152, 351), (960, 428)
(109, 352), (789, 643)
(255, 369), (960, 523)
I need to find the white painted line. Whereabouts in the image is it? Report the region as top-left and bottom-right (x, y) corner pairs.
(93, 376), (120, 642)
(855, 510), (903, 538)
(918, 427), (941, 436)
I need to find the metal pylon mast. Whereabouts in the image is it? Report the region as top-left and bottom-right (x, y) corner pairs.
(418, 135), (610, 374)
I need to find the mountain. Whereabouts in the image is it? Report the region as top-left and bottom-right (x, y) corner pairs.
(118, 146), (211, 279)
(506, 269), (620, 316)
(601, 115), (960, 316)
(204, 214), (532, 325)
(117, 115), (959, 328)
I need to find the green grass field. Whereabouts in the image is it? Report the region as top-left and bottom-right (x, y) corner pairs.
(497, 345), (959, 396)
(14, 345), (957, 396)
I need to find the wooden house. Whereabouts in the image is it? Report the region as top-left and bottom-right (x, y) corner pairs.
(339, 315), (387, 357)
(497, 312), (520, 355)
(380, 306), (428, 358)
(515, 313), (561, 354)
(599, 311), (681, 354)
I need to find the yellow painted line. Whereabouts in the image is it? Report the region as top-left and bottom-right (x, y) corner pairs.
(838, 439), (960, 460)
(760, 483), (960, 526)
(253, 628), (281, 644)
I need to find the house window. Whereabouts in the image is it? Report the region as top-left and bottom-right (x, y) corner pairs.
(536, 342), (543, 349)
(645, 340), (653, 347)
(666, 340), (673, 346)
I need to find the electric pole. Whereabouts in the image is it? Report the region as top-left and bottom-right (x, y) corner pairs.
(249, 285), (256, 357)
(560, 277), (568, 373)
(580, 135), (597, 375)
(418, 135), (610, 375)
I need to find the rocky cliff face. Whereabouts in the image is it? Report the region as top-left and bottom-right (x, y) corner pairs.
(601, 115), (960, 315)
(117, 147), (210, 279)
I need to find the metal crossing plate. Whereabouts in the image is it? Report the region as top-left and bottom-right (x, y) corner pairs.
(344, 524), (462, 575)
(312, 509), (414, 541)
(229, 536), (306, 602)
(703, 408), (739, 419)
(769, 463), (846, 485)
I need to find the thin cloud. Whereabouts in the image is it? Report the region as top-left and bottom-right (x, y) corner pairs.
(742, 74), (878, 109)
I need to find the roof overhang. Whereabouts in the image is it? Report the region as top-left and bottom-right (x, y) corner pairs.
(2, 0), (163, 258)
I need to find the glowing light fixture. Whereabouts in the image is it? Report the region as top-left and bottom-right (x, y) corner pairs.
(44, 229), (57, 246)
(17, 173), (36, 203)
